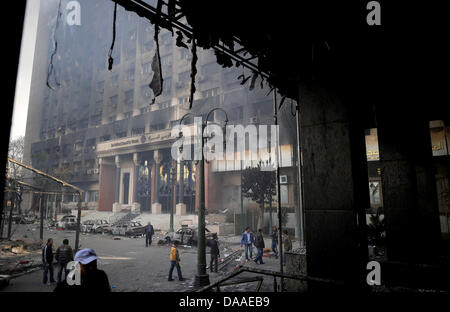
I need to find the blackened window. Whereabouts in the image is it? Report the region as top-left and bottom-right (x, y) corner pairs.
(162, 78), (172, 95)
(97, 81), (104, 94)
(179, 70), (190, 81)
(161, 32), (172, 45)
(141, 85), (152, 98)
(116, 131), (127, 138)
(132, 127), (145, 136)
(124, 90), (134, 106)
(140, 107), (150, 114)
(161, 54), (172, 67)
(125, 67), (135, 82)
(150, 123), (167, 131)
(110, 95), (118, 109)
(111, 74), (119, 88)
(201, 88), (219, 98)
(100, 135), (111, 142)
(202, 62), (219, 76)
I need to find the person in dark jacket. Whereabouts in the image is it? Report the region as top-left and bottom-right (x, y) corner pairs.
(271, 226), (279, 259)
(55, 239), (74, 283)
(145, 222), (155, 247)
(254, 229), (265, 264)
(206, 233), (220, 273)
(42, 238), (55, 285)
(240, 227), (255, 261)
(54, 248), (111, 292)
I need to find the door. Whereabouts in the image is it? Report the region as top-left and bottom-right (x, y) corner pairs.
(123, 173), (130, 204)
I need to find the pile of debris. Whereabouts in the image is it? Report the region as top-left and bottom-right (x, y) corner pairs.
(0, 239), (43, 275)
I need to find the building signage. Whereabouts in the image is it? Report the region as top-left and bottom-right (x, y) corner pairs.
(97, 129), (174, 153)
(110, 139), (139, 148)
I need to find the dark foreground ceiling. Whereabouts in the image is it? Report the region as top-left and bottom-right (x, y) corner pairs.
(114, 0), (448, 121)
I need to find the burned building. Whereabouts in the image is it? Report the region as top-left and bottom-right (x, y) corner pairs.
(23, 0), (301, 236)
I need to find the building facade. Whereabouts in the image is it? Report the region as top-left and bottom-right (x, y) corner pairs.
(23, 0), (301, 233)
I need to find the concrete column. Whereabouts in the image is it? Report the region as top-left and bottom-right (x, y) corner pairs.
(176, 159), (187, 215)
(151, 161), (156, 205)
(132, 153), (141, 213)
(113, 156), (121, 213)
(377, 112), (441, 263)
(178, 159), (185, 204)
(152, 150), (162, 214)
(98, 158), (115, 212)
(299, 83), (369, 289)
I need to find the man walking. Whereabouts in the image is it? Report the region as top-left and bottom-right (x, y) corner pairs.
(42, 238), (56, 285)
(145, 221), (155, 247)
(240, 227), (255, 261)
(168, 241), (185, 281)
(207, 233), (220, 273)
(271, 226), (279, 259)
(55, 239), (74, 283)
(254, 229), (265, 264)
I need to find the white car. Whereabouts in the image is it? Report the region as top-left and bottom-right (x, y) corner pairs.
(91, 220), (109, 233)
(57, 215), (78, 230)
(81, 220), (95, 233)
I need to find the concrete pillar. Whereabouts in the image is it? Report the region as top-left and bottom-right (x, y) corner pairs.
(113, 156), (121, 213)
(152, 150), (162, 214)
(132, 153), (141, 213)
(98, 158), (115, 212)
(377, 112), (441, 263)
(151, 161), (156, 205)
(178, 159), (185, 204)
(299, 83), (369, 289)
(177, 159), (187, 215)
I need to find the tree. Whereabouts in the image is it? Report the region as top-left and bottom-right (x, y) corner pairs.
(6, 136), (24, 215)
(7, 135), (24, 180)
(241, 161), (276, 231)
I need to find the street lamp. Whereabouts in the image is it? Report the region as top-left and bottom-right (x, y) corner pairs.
(179, 108), (228, 288)
(169, 164), (176, 233)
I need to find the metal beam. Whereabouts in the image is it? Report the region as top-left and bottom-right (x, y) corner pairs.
(114, 0), (269, 78)
(7, 158), (83, 193)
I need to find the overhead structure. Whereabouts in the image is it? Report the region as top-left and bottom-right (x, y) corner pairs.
(2, 158), (83, 251)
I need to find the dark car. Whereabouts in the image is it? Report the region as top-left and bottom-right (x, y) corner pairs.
(165, 226), (215, 246)
(111, 221), (145, 236)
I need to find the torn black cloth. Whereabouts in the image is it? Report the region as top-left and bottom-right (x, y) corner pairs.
(189, 38), (198, 109)
(149, 40), (163, 102)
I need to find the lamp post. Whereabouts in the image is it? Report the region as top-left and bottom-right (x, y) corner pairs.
(169, 164), (176, 233)
(179, 108), (228, 288)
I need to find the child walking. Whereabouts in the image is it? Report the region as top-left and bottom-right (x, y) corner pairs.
(168, 240), (185, 281)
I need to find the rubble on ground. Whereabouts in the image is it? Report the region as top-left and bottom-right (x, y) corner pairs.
(0, 238), (43, 275)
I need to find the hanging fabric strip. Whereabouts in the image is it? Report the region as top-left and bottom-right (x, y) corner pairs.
(188, 37), (198, 109)
(46, 0), (62, 90)
(108, 1), (118, 71)
(149, 0), (164, 103)
(249, 72), (258, 91)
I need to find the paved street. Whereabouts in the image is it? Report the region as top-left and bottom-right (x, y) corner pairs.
(1, 224), (287, 292)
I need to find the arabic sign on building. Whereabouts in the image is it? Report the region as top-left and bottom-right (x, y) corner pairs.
(97, 129), (173, 153)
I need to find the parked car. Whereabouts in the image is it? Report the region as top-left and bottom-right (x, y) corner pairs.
(93, 222), (113, 234)
(81, 220), (95, 233)
(57, 215), (78, 230)
(91, 220), (109, 233)
(125, 221), (146, 236)
(111, 221), (145, 236)
(165, 226), (215, 246)
(12, 214), (36, 224)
